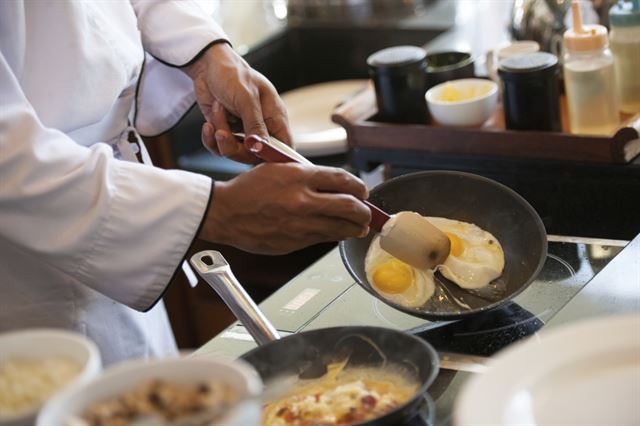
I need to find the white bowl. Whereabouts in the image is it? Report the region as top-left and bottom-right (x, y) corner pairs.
(426, 78), (498, 127)
(37, 357), (263, 426)
(0, 329), (101, 426)
(453, 315), (640, 426)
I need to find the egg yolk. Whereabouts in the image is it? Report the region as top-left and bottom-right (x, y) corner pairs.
(372, 259), (414, 294)
(446, 232), (464, 257)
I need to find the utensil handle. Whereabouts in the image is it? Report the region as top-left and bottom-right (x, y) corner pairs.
(243, 135), (389, 232)
(190, 250), (280, 346)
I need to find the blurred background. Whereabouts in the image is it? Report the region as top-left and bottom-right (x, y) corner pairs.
(143, 0), (638, 350)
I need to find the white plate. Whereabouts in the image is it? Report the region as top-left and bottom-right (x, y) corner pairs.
(281, 80), (369, 157)
(454, 315), (640, 426)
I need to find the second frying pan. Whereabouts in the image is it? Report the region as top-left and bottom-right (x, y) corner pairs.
(340, 170), (547, 321)
(190, 251), (440, 426)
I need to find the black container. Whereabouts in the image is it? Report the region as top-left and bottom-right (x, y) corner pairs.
(367, 45), (430, 124)
(425, 51), (475, 89)
(498, 52), (561, 132)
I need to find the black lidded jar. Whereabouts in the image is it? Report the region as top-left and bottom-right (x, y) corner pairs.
(498, 52), (562, 132)
(367, 45), (430, 124)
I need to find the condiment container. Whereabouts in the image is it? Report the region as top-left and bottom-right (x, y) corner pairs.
(609, 0), (640, 113)
(425, 51), (475, 90)
(563, 0), (619, 136)
(486, 40), (540, 83)
(426, 79), (499, 128)
(367, 45), (430, 124)
(498, 52), (562, 132)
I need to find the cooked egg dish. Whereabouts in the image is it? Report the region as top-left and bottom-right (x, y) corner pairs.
(365, 214), (505, 308)
(263, 363), (417, 426)
(365, 237), (436, 307)
(428, 217), (504, 290)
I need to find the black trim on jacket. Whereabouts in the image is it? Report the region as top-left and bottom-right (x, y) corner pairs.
(151, 38), (232, 68)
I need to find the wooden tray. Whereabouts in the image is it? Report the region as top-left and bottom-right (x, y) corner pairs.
(331, 83), (640, 164)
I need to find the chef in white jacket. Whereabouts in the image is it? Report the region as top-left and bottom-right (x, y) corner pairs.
(0, 1), (371, 365)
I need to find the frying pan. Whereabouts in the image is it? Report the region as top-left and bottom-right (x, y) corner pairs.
(340, 170), (547, 321)
(190, 251), (439, 426)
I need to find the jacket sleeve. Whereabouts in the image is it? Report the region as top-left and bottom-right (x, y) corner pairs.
(0, 51), (213, 312)
(130, 0), (231, 136)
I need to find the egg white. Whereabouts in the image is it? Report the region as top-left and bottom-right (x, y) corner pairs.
(364, 236), (436, 308)
(427, 216), (505, 289)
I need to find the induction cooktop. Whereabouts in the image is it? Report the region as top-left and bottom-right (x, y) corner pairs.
(196, 235), (628, 425)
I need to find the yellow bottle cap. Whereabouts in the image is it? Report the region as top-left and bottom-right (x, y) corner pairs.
(563, 0), (609, 51)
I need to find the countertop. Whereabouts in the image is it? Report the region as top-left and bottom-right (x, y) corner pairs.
(195, 234), (640, 358)
(547, 234), (640, 327)
(193, 233), (639, 424)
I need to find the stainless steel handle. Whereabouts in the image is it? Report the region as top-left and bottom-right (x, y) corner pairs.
(190, 250), (281, 346)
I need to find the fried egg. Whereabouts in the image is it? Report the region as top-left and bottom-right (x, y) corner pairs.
(428, 216), (504, 289)
(365, 236), (435, 308)
(364, 213), (505, 308)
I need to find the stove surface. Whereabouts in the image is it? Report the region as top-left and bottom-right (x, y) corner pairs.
(289, 237), (622, 340)
(195, 235), (630, 425)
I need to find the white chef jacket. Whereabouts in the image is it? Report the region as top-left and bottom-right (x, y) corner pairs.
(0, 1), (229, 365)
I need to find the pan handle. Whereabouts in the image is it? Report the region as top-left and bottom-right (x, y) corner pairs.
(190, 250), (281, 346)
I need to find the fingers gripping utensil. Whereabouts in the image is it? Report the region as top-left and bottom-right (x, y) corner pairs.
(235, 133), (451, 270)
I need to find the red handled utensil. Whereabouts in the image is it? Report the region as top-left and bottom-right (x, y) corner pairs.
(240, 133), (390, 232)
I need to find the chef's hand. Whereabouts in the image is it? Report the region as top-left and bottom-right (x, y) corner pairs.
(183, 42), (292, 164)
(198, 163), (371, 254)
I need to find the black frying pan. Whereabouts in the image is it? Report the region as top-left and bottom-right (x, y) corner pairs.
(190, 251), (439, 426)
(340, 170), (547, 321)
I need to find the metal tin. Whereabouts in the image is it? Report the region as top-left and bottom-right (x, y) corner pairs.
(425, 51), (475, 89)
(498, 52), (562, 132)
(367, 45), (430, 124)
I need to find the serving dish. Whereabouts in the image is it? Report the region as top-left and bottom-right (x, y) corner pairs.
(0, 329), (101, 426)
(37, 357), (262, 426)
(426, 79), (498, 127)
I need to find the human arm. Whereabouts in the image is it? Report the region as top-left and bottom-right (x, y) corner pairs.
(130, 1), (289, 162)
(182, 43), (291, 164)
(200, 163), (371, 254)
(129, 1), (370, 250)
(0, 50), (212, 311)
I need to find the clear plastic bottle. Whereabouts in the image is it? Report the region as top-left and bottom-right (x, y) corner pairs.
(563, 0), (619, 136)
(609, 0), (640, 114)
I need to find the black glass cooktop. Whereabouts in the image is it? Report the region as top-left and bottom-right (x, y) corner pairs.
(399, 239), (623, 357)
